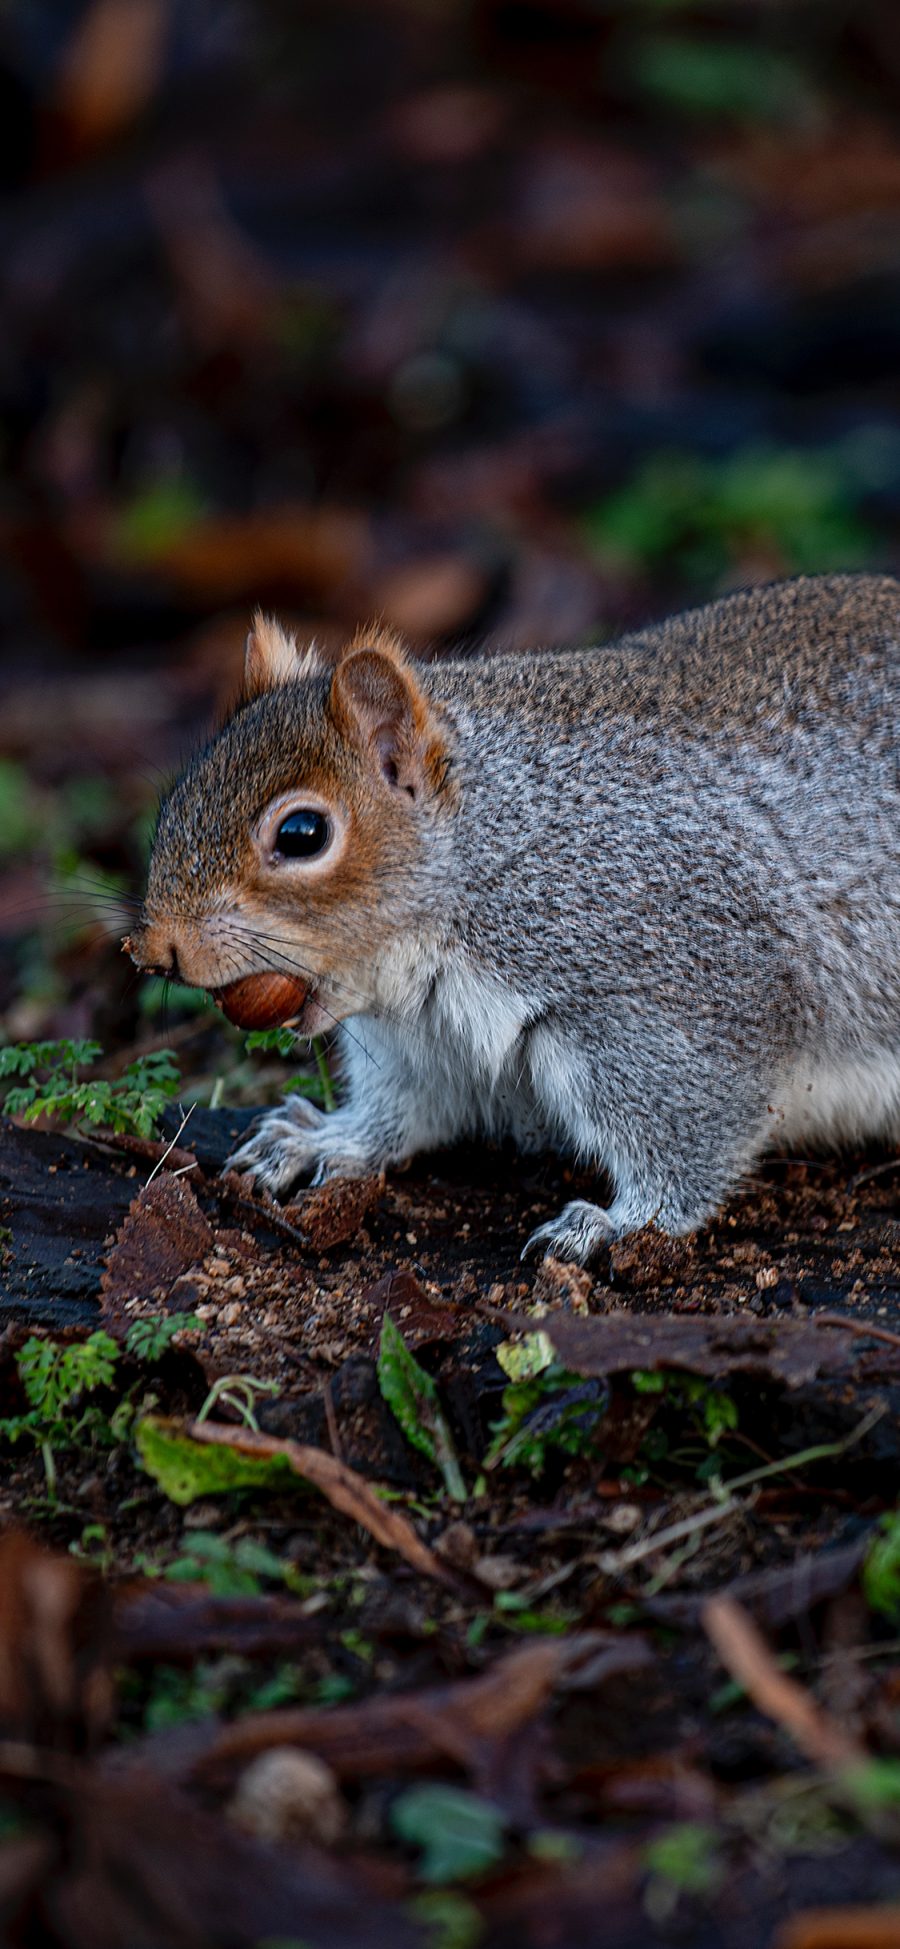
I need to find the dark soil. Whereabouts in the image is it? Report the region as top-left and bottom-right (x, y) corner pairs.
(2, 1108), (900, 1949)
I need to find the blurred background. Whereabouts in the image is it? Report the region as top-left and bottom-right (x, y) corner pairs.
(3, 0), (900, 1082)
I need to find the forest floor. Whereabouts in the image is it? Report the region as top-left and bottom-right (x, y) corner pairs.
(2, 1085), (900, 1949)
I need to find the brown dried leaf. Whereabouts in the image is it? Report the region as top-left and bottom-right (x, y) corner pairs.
(646, 1536), (867, 1633)
(368, 553), (487, 639)
(537, 1308), (858, 1389)
(52, 0), (169, 152)
(10, 1770), (420, 1949)
(702, 1595), (863, 1770)
(774, 1909), (900, 1949)
(100, 1173), (212, 1333)
(0, 1531), (112, 1750)
(185, 1419), (459, 1587)
(112, 1582), (325, 1666)
(79, 504), (369, 603)
(359, 1267), (461, 1346)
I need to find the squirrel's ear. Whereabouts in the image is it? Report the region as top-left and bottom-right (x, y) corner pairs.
(242, 612), (321, 699)
(329, 645), (450, 799)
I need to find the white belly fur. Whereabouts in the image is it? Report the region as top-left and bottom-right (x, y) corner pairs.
(770, 1050), (900, 1149)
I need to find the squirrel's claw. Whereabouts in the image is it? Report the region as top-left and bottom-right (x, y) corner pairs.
(521, 1199), (615, 1268)
(226, 1099), (328, 1197)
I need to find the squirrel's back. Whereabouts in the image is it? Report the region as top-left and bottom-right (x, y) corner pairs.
(424, 572), (899, 754)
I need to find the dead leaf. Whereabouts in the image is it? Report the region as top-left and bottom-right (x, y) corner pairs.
(0, 1531), (112, 1750)
(52, 0), (169, 153)
(359, 1268), (462, 1347)
(74, 504), (369, 604)
(112, 1582), (326, 1665)
(368, 554), (487, 639)
(7, 1769), (421, 1949)
(646, 1536), (867, 1632)
(185, 1419), (460, 1587)
(773, 1912), (900, 1949)
(100, 1173), (212, 1332)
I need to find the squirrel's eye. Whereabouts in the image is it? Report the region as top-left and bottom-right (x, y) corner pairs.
(274, 809), (331, 859)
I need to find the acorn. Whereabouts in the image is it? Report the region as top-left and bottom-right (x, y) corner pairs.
(213, 972), (310, 1030)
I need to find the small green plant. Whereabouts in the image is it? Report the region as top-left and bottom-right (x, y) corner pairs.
(0, 1330), (121, 1494)
(0, 1314), (200, 1496)
(863, 1509), (900, 1620)
(377, 1313), (466, 1501)
(643, 1821), (724, 1921)
(163, 1530), (312, 1598)
(209, 1027), (335, 1112)
(631, 1370), (739, 1478)
(628, 32), (814, 126)
(485, 1337), (608, 1477)
(0, 1039), (181, 1138)
(195, 1371), (281, 1431)
(125, 1312), (201, 1363)
(391, 1785), (507, 1884)
(138, 1658), (235, 1734)
(408, 1891), (483, 1949)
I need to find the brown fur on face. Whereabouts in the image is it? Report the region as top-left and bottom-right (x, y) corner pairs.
(127, 623), (457, 1010)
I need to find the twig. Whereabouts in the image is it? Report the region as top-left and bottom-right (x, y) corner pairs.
(702, 1594), (864, 1770)
(145, 1102), (196, 1187)
(322, 1377), (343, 1462)
(596, 1496), (742, 1576)
(849, 1155), (900, 1192)
(596, 1403), (885, 1580)
(814, 1312), (900, 1353)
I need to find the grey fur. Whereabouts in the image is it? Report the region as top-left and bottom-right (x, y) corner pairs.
(146, 574), (900, 1262)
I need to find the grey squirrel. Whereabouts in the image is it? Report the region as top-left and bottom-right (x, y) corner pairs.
(128, 574), (900, 1263)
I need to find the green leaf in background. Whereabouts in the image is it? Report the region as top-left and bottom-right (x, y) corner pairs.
(0, 760), (42, 857)
(630, 34), (817, 126)
(863, 1508), (900, 1620)
(643, 1821), (722, 1893)
(163, 1530), (310, 1597)
(377, 1313), (466, 1501)
(135, 1415), (297, 1505)
(584, 443), (875, 585)
(408, 1890), (483, 1949)
(391, 1785), (507, 1884)
(114, 476), (207, 558)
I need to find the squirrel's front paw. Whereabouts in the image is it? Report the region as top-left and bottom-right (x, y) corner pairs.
(226, 1099), (328, 1196)
(522, 1199), (616, 1266)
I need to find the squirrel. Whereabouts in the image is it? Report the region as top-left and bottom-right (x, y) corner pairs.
(127, 573), (900, 1264)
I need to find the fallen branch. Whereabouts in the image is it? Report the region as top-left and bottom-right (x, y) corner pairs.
(189, 1632), (650, 1784)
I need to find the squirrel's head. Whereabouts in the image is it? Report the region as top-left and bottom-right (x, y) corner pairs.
(126, 617), (457, 1032)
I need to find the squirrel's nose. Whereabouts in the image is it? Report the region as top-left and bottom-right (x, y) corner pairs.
(123, 925), (181, 981)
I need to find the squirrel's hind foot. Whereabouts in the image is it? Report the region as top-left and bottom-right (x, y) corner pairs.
(522, 1198), (617, 1267)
